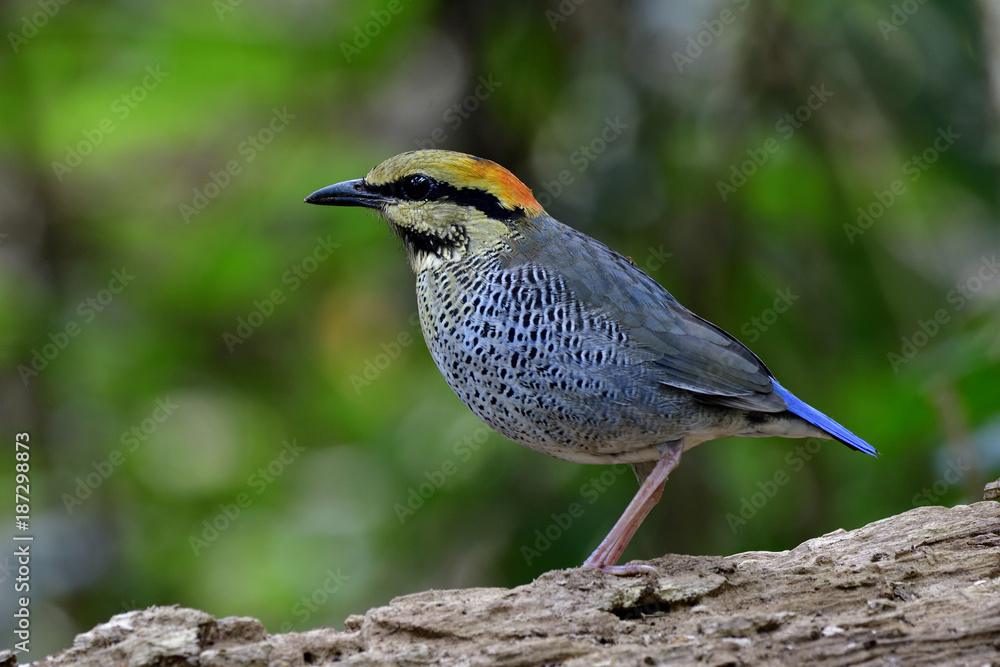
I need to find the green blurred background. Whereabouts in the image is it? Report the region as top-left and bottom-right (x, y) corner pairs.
(2, 0), (999, 658)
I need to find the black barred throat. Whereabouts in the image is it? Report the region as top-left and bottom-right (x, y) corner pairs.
(392, 222), (469, 269)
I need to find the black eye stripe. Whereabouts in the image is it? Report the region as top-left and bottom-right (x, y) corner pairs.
(368, 174), (522, 222)
(368, 176), (431, 201)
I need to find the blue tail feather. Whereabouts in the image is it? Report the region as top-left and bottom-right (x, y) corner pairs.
(771, 380), (878, 457)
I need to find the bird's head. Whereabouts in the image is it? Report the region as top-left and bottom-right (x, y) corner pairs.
(305, 150), (545, 271)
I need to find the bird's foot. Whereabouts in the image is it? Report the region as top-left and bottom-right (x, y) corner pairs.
(579, 444), (684, 576)
(582, 560), (658, 576)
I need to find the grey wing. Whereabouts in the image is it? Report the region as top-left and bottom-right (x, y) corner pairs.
(509, 218), (786, 413)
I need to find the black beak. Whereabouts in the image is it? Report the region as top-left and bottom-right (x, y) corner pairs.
(304, 179), (388, 209)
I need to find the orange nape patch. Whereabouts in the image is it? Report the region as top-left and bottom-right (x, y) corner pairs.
(367, 150), (545, 216)
(449, 156), (545, 216)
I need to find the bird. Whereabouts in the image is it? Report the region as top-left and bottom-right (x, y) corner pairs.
(305, 149), (877, 574)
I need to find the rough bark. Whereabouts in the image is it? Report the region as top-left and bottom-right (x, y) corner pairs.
(9, 502), (1000, 667)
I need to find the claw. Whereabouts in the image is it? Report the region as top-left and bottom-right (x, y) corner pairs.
(585, 561), (659, 576)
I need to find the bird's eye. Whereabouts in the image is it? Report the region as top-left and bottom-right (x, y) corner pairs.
(402, 174), (432, 200)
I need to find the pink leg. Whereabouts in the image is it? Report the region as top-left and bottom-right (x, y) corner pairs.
(581, 443), (683, 574)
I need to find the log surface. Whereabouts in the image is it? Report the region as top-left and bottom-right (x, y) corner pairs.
(11, 502), (1000, 666)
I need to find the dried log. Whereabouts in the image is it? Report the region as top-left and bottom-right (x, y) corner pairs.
(11, 502), (1000, 667)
